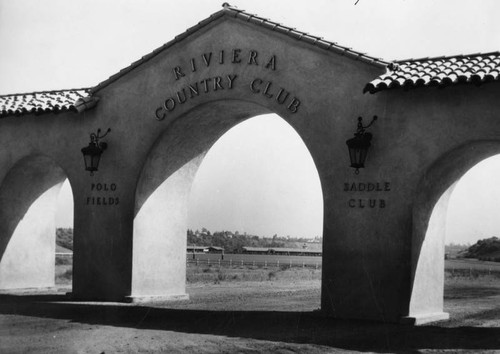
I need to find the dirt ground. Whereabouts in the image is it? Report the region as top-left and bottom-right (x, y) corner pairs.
(1, 274), (500, 353)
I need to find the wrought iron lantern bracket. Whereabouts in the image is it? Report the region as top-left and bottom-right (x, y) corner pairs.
(81, 128), (111, 176)
(346, 116), (377, 174)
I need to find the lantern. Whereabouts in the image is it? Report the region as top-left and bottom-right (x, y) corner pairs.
(346, 116), (377, 174)
(81, 128), (111, 176)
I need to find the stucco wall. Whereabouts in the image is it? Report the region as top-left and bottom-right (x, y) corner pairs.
(380, 83), (500, 322)
(1, 13), (500, 324)
(84, 17), (385, 308)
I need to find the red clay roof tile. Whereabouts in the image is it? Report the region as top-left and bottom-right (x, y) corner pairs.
(0, 89), (91, 118)
(4, 4), (500, 116)
(364, 52), (500, 93)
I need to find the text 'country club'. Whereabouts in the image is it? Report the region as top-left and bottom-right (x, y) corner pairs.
(155, 49), (302, 120)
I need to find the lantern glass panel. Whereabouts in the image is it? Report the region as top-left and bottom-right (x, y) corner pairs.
(81, 143), (103, 172)
(345, 118), (375, 172)
(347, 137), (371, 169)
(83, 153), (93, 171)
(348, 147), (359, 167)
(91, 154), (101, 172)
(358, 147), (368, 167)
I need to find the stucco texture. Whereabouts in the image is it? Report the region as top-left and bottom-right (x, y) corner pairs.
(1, 13), (500, 324)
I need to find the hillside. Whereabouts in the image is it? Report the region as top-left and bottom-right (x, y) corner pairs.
(463, 237), (500, 262)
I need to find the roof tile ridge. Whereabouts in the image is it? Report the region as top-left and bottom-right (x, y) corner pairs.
(395, 51), (500, 64)
(222, 2), (242, 13)
(0, 87), (91, 98)
(91, 3), (388, 94)
(223, 3), (388, 67)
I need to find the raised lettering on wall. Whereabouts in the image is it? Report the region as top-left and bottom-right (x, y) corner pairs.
(155, 48), (301, 120)
(85, 183), (120, 206)
(344, 181), (391, 209)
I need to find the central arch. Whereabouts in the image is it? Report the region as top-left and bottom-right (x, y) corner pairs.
(131, 99), (324, 300)
(188, 113), (323, 239)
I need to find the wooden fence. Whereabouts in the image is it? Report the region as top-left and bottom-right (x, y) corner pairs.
(186, 257), (321, 269)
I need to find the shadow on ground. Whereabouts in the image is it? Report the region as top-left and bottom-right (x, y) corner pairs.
(1, 293), (499, 353)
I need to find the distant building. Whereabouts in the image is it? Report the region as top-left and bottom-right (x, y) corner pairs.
(242, 246), (322, 256)
(187, 246), (208, 253)
(186, 246), (224, 254)
(207, 246), (224, 254)
(242, 247), (269, 255)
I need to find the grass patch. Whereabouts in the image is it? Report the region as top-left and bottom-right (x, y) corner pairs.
(445, 268), (500, 281)
(55, 263), (323, 285)
(186, 264), (321, 284)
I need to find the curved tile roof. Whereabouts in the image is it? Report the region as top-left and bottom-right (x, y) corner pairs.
(364, 52), (500, 94)
(0, 89), (91, 118)
(2, 4), (500, 117)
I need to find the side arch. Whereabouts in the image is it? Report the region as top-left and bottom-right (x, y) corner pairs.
(0, 154), (72, 290)
(409, 140), (500, 323)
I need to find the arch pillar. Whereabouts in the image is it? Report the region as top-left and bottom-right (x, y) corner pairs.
(404, 187), (453, 324)
(128, 157), (203, 301)
(71, 184), (135, 301)
(129, 100), (270, 301)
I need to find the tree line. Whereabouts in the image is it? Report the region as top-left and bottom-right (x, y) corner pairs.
(56, 227), (322, 255)
(462, 236), (500, 262)
(187, 228), (321, 254)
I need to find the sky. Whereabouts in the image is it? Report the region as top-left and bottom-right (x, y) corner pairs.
(1, 0), (500, 242)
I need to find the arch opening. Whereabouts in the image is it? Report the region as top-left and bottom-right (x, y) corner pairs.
(409, 142), (500, 324)
(132, 101), (324, 306)
(185, 114), (323, 311)
(54, 179), (74, 291)
(0, 155), (74, 292)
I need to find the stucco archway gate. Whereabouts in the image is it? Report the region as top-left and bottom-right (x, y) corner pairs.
(2, 4), (500, 325)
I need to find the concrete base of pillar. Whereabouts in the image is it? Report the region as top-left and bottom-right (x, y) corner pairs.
(124, 294), (189, 303)
(401, 312), (449, 325)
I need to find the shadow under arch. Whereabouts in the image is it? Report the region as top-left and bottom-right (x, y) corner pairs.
(409, 140), (500, 323)
(131, 99), (324, 300)
(0, 154), (74, 290)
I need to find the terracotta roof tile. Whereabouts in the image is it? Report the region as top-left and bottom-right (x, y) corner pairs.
(0, 89), (91, 118)
(6, 5), (499, 115)
(364, 52), (500, 93)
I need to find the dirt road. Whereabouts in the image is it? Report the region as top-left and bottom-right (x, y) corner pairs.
(1, 278), (499, 353)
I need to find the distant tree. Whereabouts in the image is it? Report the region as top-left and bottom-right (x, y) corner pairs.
(56, 228), (73, 250)
(187, 229), (198, 245)
(463, 237), (500, 262)
(185, 228), (317, 253)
